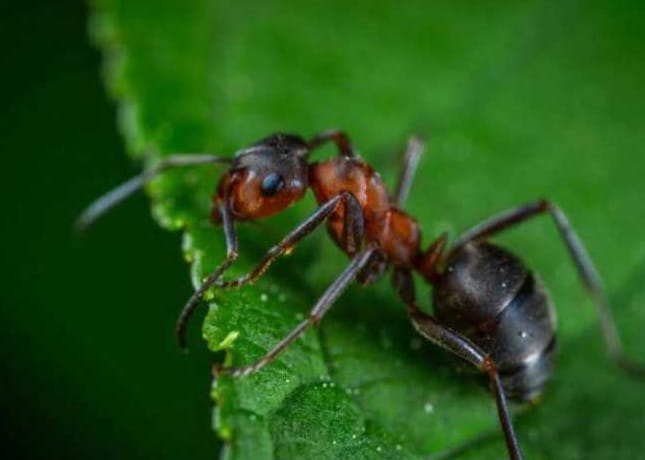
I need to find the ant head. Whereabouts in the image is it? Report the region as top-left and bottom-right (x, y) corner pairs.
(214, 133), (310, 221)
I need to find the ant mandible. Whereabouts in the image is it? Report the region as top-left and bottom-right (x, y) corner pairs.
(78, 130), (644, 460)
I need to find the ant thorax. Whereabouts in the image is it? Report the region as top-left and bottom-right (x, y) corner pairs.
(309, 156), (420, 267)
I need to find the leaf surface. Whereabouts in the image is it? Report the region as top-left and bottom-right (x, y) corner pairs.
(91, 0), (645, 458)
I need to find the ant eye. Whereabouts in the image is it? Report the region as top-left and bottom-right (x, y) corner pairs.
(261, 173), (285, 197)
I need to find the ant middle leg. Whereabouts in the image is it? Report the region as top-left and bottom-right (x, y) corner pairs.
(214, 246), (378, 377)
(452, 199), (645, 377)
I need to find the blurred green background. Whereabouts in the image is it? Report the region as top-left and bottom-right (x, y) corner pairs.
(1, 1), (215, 459)
(2, 0), (645, 459)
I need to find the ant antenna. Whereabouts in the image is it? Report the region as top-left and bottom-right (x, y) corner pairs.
(75, 154), (231, 232)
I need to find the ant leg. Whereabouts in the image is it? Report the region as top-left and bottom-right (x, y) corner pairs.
(306, 129), (356, 157)
(396, 251), (522, 459)
(453, 199), (645, 377)
(355, 134), (426, 282)
(215, 247), (378, 377)
(76, 154), (231, 232)
(393, 136), (425, 207)
(362, 136), (425, 286)
(176, 201), (238, 348)
(393, 267), (416, 305)
(415, 232), (448, 285)
(218, 191), (363, 289)
(179, 190), (357, 345)
(407, 303), (524, 460)
(342, 192), (365, 255)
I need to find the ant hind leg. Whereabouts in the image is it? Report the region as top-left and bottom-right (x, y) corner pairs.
(407, 303), (524, 460)
(393, 262), (522, 459)
(452, 199), (645, 378)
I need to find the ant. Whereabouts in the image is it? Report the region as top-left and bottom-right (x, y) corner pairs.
(78, 130), (643, 460)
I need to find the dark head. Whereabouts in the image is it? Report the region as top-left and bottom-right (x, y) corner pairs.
(212, 133), (310, 222)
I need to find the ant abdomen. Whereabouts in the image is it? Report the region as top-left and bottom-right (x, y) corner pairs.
(434, 242), (557, 401)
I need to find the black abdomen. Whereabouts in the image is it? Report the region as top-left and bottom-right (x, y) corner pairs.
(433, 242), (557, 401)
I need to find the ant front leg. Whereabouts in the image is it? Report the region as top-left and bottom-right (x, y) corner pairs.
(176, 199), (238, 348)
(394, 270), (522, 460)
(452, 199), (645, 377)
(217, 191), (363, 289)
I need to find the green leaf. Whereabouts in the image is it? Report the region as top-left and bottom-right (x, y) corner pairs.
(90, 0), (645, 458)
